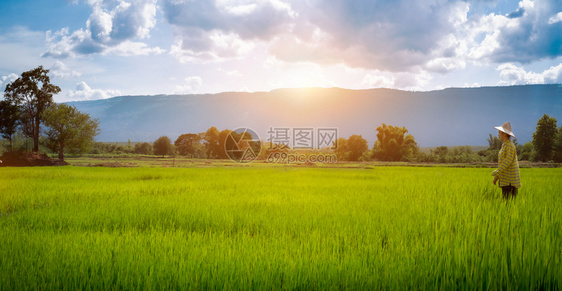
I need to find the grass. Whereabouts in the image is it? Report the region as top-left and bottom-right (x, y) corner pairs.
(0, 165), (561, 289)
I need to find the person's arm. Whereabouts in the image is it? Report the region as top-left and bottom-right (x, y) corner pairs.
(492, 142), (515, 178)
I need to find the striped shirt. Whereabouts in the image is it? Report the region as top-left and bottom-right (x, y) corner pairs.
(492, 139), (521, 188)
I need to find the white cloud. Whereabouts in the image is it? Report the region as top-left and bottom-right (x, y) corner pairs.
(425, 57), (467, 74)
(104, 41), (165, 56)
(88, 5), (113, 43)
(0, 73), (19, 96)
(10, 0), (557, 95)
(109, 0), (157, 40)
(394, 71), (434, 91)
(160, 0), (562, 82)
(163, 0), (294, 63)
(218, 68), (242, 77)
(467, 0), (562, 64)
(169, 31), (255, 63)
(162, 0), (476, 75)
(45, 27), (70, 43)
(220, 3), (258, 15)
(462, 82), (481, 88)
(497, 62), (562, 85)
(361, 73), (394, 88)
(43, 0), (160, 58)
(67, 81), (121, 101)
(268, 0), (471, 72)
(49, 61), (81, 79)
(548, 12), (562, 24)
(174, 76), (203, 94)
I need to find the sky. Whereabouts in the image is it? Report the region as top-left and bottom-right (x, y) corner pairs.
(0, 0), (561, 102)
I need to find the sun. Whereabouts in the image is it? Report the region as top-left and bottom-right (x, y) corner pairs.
(272, 63), (335, 91)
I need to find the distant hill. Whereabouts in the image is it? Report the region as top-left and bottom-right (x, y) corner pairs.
(66, 85), (562, 147)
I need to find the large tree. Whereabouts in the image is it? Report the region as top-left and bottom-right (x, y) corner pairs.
(203, 126), (221, 158)
(347, 135), (368, 161)
(0, 100), (20, 152)
(532, 114), (557, 162)
(175, 133), (205, 158)
(153, 136), (174, 156)
(372, 123), (418, 161)
(4, 66), (61, 152)
(42, 104), (100, 161)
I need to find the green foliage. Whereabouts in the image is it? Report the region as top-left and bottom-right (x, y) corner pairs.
(334, 135), (368, 161)
(3, 66), (61, 152)
(334, 135), (370, 161)
(175, 133), (206, 158)
(171, 127), (234, 159)
(258, 141), (289, 160)
(420, 146), (484, 163)
(125, 139), (133, 153)
(203, 126), (221, 158)
(518, 142), (535, 161)
(153, 136), (174, 156)
(42, 104), (100, 161)
(4, 130), (32, 152)
(532, 114), (557, 162)
(0, 167), (560, 289)
(0, 100), (20, 151)
(347, 135), (368, 161)
(360, 148), (373, 161)
(217, 129), (231, 159)
(447, 146), (478, 163)
(134, 142), (153, 155)
(373, 123), (418, 161)
(431, 146), (449, 163)
(334, 137), (350, 161)
(487, 134), (502, 150)
(90, 142), (133, 155)
(554, 126), (562, 163)
(477, 149), (499, 163)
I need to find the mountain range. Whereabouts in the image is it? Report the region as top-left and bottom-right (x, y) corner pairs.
(66, 84), (562, 148)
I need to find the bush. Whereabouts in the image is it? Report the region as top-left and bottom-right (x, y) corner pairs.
(517, 142), (535, 161)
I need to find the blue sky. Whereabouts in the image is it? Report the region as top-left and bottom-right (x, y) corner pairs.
(0, 0), (561, 102)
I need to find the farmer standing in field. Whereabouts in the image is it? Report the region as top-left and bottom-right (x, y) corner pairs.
(492, 122), (521, 199)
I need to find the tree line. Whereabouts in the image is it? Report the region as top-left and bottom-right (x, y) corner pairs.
(333, 117), (561, 163)
(87, 127), (262, 159)
(76, 114), (562, 164)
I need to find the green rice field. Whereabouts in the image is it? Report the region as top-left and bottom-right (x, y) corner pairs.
(0, 165), (561, 289)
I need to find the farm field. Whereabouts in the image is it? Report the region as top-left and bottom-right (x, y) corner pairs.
(41, 154), (557, 168)
(0, 165), (561, 289)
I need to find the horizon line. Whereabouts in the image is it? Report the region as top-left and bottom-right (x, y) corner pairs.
(63, 83), (562, 103)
